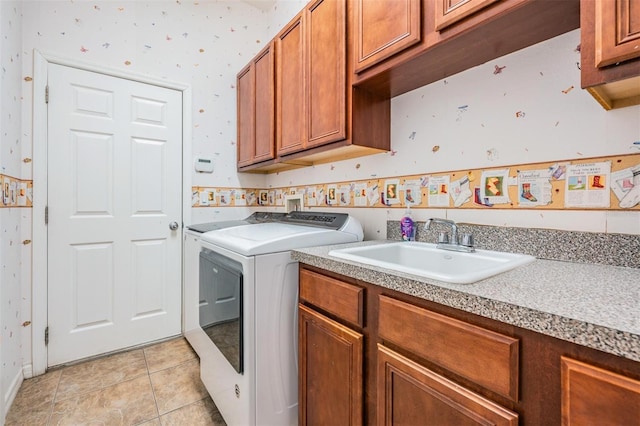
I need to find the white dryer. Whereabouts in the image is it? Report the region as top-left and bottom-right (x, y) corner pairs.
(186, 212), (363, 426)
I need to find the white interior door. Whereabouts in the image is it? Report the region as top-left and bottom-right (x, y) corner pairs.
(46, 63), (183, 366)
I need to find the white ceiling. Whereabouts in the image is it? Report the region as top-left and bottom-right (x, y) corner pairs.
(242, 0), (277, 11)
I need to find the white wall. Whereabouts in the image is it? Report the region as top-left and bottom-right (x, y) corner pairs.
(265, 30), (640, 239)
(1, 1), (25, 421)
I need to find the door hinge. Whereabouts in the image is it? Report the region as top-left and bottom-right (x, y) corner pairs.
(45, 205), (48, 225)
(45, 85), (49, 104)
(44, 326), (49, 346)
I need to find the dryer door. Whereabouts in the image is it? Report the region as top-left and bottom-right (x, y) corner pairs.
(199, 248), (243, 373)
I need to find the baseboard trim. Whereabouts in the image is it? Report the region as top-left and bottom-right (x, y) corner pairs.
(4, 368), (24, 418)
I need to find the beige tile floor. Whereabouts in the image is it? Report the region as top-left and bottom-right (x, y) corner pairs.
(5, 338), (227, 425)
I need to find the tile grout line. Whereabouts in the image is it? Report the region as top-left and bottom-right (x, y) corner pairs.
(45, 371), (63, 425)
(142, 346), (163, 424)
(148, 357), (203, 417)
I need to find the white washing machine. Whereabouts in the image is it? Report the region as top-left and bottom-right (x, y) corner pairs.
(186, 211), (363, 426)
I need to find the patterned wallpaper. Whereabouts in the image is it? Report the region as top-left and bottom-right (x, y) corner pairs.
(1, 0), (24, 419)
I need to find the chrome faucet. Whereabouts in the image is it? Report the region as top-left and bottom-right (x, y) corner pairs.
(425, 218), (474, 252)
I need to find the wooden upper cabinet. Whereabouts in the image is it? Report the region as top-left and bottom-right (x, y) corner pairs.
(237, 64), (255, 167)
(253, 44), (276, 163)
(276, 13), (306, 156)
(581, 0), (640, 110)
(595, 0), (640, 67)
(354, 1), (580, 98)
(277, 0), (347, 156)
(305, 0), (347, 149)
(434, 0), (500, 31)
(561, 356), (640, 425)
(240, 0), (391, 172)
(354, 0), (421, 73)
(237, 42), (275, 168)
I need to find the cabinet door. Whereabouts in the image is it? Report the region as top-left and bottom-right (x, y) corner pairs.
(253, 42), (275, 163)
(378, 295), (519, 402)
(595, 0), (640, 67)
(299, 304), (364, 426)
(561, 356), (640, 425)
(434, 0), (500, 31)
(305, 0), (347, 149)
(277, 13), (306, 156)
(377, 345), (519, 426)
(237, 43), (275, 168)
(236, 64), (255, 167)
(354, 0), (421, 73)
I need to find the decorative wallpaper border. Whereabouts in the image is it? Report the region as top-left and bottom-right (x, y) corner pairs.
(193, 153), (640, 211)
(0, 174), (33, 208)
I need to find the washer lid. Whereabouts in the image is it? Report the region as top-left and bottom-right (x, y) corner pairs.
(200, 222), (360, 256)
(186, 211), (287, 233)
(186, 219), (251, 233)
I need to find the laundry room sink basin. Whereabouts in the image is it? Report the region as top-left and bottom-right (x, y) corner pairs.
(328, 242), (535, 284)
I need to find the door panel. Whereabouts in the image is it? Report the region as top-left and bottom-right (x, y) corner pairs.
(72, 242), (114, 329)
(47, 63), (182, 366)
(132, 138), (165, 213)
(132, 239), (167, 318)
(71, 131), (114, 214)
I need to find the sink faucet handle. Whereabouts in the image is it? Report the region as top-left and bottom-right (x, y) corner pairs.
(438, 231), (450, 244)
(461, 233), (474, 247)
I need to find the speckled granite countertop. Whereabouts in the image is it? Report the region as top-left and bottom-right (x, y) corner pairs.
(292, 240), (640, 363)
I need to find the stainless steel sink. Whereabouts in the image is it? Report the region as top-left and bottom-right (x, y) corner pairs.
(328, 242), (535, 284)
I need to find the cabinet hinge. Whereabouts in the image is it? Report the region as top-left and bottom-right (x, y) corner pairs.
(45, 205), (48, 225)
(45, 85), (49, 104)
(44, 326), (49, 346)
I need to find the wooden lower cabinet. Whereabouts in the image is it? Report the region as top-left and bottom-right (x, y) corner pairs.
(298, 304), (364, 425)
(378, 295), (519, 402)
(378, 344), (518, 425)
(298, 265), (640, 425)
(561, 356), (640, 426)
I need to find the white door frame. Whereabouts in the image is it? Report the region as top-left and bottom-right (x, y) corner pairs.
(31, 50), (192, 376)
